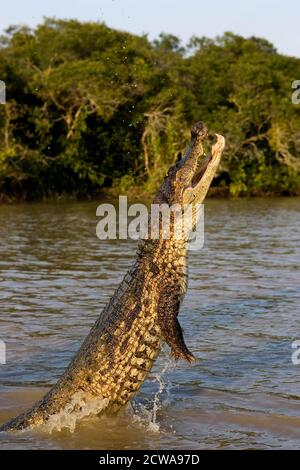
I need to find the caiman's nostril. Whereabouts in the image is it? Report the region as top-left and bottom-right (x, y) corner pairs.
(191, 121), (208, 140)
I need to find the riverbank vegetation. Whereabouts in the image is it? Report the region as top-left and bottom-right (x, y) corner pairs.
(0, 19), (300, 201)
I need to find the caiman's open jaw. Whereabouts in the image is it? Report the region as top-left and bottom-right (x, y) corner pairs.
(191, 154), (212, 188)
(191, 134), (225, 189)
(157, 122), (225, 206)
(183, 133), (225, 204)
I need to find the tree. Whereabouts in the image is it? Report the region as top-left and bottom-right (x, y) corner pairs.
(0, 21), (299, 201)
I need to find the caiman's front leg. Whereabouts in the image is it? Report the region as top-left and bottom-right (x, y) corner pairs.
(157, 289), (196, 363)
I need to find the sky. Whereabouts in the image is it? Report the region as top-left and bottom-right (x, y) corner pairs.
(1, 0), (299, 57)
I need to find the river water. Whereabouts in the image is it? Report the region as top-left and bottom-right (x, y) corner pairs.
(0, 197), (299, 449)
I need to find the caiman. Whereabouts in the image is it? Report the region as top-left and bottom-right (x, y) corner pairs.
(0, 122), (225, 432)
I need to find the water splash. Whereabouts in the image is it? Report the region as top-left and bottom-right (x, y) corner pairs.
(148, 356), (175, 432)
(127, 355), (175, 433)
(40, 392), (109, 434)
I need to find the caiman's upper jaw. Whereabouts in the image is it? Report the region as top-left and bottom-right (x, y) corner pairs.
(174, 122), (208, 185)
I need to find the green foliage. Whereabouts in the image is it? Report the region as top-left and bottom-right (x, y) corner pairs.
(0, 20), (299, 201)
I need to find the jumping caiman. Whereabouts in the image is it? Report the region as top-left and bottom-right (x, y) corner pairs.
(0, 122), (225, 432)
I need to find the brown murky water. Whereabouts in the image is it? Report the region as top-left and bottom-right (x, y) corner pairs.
(0, 197), (299, 449)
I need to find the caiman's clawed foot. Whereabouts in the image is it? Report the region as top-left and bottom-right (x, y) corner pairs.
(171, 345), (196, 363)
(159, 295), (196, 362)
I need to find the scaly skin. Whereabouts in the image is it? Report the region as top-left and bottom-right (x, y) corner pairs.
(0, 122), (225, 432)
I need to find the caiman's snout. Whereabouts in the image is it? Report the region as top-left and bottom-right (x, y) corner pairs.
(191, 121), (208, 141)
